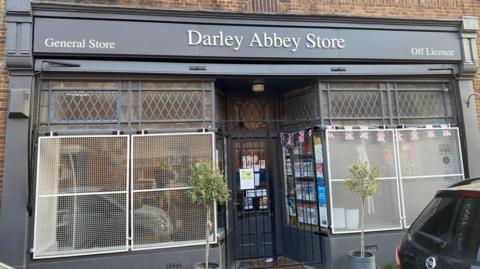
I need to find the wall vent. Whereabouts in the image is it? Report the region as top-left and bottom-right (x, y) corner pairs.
(249, 0), (280, 13)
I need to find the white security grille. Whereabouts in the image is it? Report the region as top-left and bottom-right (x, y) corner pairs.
(33, 135), (129, 259)
(326, 129), (402, 233)
(325, 127), (465, 233)
(131, 133), (216, 250)
(396, 127), (464, 226)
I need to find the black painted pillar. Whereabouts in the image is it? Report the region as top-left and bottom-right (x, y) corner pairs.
(0, 0), (33, 268)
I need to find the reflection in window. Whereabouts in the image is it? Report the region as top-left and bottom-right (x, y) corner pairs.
(131, 133), (215, 249)
(34, 136), (129, 258)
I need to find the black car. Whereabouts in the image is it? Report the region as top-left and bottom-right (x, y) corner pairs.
(397, 178), (480, 269)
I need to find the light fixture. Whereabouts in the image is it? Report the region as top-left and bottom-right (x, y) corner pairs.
(252, 79), (265, 93)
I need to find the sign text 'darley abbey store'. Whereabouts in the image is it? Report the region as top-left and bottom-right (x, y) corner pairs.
(34, 18), (461, 61)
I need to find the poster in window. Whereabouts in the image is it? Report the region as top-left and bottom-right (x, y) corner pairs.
(240, 168), (255, 190)
(319, 206), (328, 228)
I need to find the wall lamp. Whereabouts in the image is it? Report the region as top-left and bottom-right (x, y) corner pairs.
(252, 79), (265, 93)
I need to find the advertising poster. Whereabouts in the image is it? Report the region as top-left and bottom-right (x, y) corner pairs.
(240, 168), (255, 190)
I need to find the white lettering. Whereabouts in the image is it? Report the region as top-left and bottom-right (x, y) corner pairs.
(233, 35), (243, 51)
(188, 30), (202, 45)
(45, 38), (54, 47)
(304, 34), (346, 49)
(250, 33), (263, 48)
(44, 38), (86, 48)
(306, 34), (316, 49)
(88, 39), (115, 49)
(291, 37), (301, 52)
(411, 47), (453, 57)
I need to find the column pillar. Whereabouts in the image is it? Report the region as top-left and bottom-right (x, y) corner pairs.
(458, 16), (480, 178)
(0, 0), (33, 268)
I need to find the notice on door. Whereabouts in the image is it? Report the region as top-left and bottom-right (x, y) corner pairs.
(240, 168), (255, 190)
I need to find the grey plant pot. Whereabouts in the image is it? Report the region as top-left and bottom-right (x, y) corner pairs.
(193, 262), (219, 269)
(348, 250), (376, 269)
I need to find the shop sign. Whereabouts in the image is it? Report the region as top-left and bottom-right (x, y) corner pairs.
(34, 18), (462, 61)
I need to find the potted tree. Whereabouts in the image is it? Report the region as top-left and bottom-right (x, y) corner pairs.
(345, 161), (380, 269)
(190, 161), (229, 269)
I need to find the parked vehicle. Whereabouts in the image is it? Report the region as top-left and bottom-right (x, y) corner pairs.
(397, 178), (480, 269)
(56, 187), (172, 250)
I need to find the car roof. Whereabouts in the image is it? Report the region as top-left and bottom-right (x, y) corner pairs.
(447, 181), (480, 192)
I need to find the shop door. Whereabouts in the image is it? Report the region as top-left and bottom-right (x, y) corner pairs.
(227, 133), (278, 261)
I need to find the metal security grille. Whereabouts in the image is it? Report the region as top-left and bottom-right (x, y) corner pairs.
(140, 91), (203, 120)
(321, 82), (456, 125)
(50, 91), (119, 123)
(396, 127), (464, 227)
(131, 133), (215, 250)
(326, 129), (402, 233)
(38, 81), (214, 132)
(330, 90), (382, 118)
(283, 87), (318, 121)
(33, 135), (129, 259)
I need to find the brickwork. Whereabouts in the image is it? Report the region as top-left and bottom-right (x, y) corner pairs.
(0, 0), (478, 207)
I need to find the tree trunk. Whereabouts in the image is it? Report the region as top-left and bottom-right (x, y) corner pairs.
(361, 198), (365, 259)
(205, 205), (211, 269)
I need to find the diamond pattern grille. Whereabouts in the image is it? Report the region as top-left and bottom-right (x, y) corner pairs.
(323, 82), (454, 124)
(330, 91), (382, 118)
(141, 91), (203, 120)
(284, 93), (316, 120)
(52, 91), (118, 122)
(397, 91), (446, 118)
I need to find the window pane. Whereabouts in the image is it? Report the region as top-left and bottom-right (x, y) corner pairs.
(328, 82), (382, 119)
(131, 133), (215, 250)
(141, 91), (203, 121)
(397, 128), (463, 177)
(451, 197), (480, 261)
(34, 136), (129, 258)
(326, 129), (402, 232)
(51, 91), (119, 123)
(409, 197), (457, 253)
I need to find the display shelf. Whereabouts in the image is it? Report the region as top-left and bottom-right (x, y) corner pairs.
(281, 128), (321, 229)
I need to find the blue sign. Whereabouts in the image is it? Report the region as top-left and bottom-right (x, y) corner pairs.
(317, 186), (327, 206)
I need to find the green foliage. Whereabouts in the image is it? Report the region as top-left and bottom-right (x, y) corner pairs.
(385, 263), (394, 269)
(189, 161), (229, 206)
(376, 263), (395, 269)
(345, 160), (380, 258)
(345, 161), (380, 199)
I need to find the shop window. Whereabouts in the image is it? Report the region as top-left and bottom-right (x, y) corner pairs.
(394, 82), (453, 122)
(324, 127), (464, 234)
(50, 91), (120, 123)
(131, 133), (215, 250)
(39, 81), (214, 132)
(326, 129), (402, 233)
(34, 133), (217, 258)
(321, 82), (455, 125)
(33, 136), (129, 258)
(397, 128), (463, 226)
(283, 86), (318, 121)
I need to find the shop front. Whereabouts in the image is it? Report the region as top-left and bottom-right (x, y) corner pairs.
(2, 2), (480, 269)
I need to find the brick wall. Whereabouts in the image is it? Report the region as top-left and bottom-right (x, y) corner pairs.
(0, 0), (478, 207)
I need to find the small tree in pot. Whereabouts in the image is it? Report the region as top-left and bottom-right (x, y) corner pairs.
(345, 161), (380, 269)
(190, 161), (229, 269)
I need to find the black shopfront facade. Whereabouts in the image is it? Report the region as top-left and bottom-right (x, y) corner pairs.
(2, 1), (480, 269)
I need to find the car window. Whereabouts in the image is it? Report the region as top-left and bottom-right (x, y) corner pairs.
(451, 197), (480, 261)
(409, 197), (457, 253)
